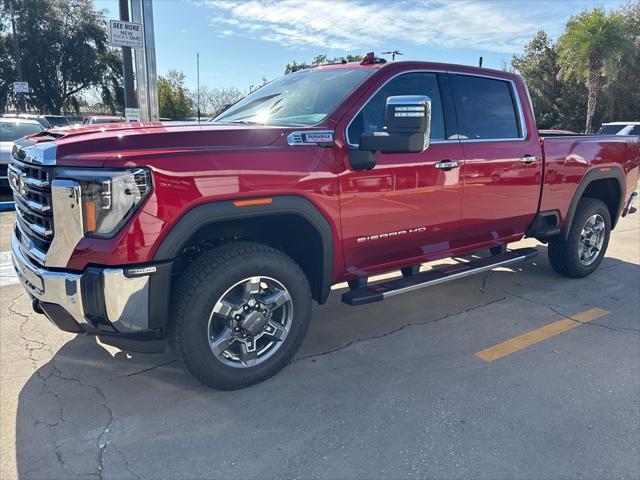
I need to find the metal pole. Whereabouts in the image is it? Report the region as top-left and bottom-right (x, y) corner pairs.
(119, 0), (138, 112)
(197, 52), (201, 123)
(9, 5), (26, 113)
(130, 0), (158, 121)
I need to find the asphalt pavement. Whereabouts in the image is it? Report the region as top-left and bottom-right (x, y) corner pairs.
(1, 208), (638, 480)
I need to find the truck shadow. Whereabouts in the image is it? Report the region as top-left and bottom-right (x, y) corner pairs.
(14, 244), (637, 478)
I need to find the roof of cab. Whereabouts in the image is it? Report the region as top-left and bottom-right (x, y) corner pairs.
(310, 59), (522, 82)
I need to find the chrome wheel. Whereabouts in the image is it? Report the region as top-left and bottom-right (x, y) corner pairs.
(207, 276), (293, 368)
(578, 214), (605, 266)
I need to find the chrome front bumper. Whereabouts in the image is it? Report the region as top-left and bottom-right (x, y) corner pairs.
(11, 230), (169, 352)
(12, 230), (85, 325)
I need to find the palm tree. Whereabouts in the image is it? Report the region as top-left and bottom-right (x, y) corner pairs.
(557, 8), (634, 133)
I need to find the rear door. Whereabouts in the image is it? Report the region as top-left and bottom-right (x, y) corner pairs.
(450, 73), (543, 245)
(338, 71), (465, 272)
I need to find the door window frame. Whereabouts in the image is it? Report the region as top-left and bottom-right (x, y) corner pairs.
(345, 70), (454, 148)
(448, 72), (528, 143)
(345, 70), (529, 147)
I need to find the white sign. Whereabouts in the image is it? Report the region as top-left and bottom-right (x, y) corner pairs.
(13, 82), (29, 93)
(109, 20), (144, 48)
(125, 107), (140, 122)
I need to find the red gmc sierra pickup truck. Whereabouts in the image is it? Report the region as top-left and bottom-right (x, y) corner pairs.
(9, 56), (639, 389)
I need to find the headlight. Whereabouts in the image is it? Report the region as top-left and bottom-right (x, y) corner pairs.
(57, 168), (151, 238)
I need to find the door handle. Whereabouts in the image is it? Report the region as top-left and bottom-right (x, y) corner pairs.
(519, 155), (539, 164)
(434, 160), (460, 170)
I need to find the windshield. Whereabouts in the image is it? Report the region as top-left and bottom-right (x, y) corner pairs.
(0, 121), (44, 141)
(212, 68), (375, 127)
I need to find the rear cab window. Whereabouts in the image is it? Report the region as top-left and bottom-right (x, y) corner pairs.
(597, 125), (625, 135)
(450, 74), (523, 140)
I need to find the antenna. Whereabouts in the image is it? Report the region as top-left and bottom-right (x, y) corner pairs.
(381, 50), (403, 61)
(197, 52), (201, 123)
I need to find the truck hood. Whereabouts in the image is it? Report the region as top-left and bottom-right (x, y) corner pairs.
(38, 122), (288, 167)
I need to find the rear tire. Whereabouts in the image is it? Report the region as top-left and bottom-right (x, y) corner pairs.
(547, 198), (610, 278)
(171, 241), (312, 390)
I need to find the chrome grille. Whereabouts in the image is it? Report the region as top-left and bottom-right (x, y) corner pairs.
(9, 156), (55, 265)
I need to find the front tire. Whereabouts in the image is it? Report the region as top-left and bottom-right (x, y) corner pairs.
(171, 242), (312, 390)
(547, 198), (611, 278)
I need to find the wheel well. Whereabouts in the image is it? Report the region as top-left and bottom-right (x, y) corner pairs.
(174, 214), (325, 302)
(581, 178), (621, 227)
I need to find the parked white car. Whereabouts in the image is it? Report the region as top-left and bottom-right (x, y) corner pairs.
(597, 122), (640, 136)
(0, 118), (44, 187)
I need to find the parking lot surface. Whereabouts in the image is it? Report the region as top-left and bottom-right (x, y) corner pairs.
(1, 208), (638, 480)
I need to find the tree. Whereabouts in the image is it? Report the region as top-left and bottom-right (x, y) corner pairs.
(3, 0), (117, 114)
(557, 8), (634, 132)
(0, 2), (14, 113)
(512, 31), (563, 129)
(98, 50), (125, 115)
(191, 86), (244, 117)
(284, 54), (363, 74)
(511, 31), (587, 132)
(596, 2), (640, 125)
(158, 69), (193, 120)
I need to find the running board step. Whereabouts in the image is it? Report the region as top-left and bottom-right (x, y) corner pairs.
(341, 247), (538, 306)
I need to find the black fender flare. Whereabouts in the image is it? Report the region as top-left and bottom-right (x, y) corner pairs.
(562, 166), (626, 240)
(153, 195), (334, 304)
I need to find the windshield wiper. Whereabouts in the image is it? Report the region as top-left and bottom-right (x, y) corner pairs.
(225, 120), (262, 125)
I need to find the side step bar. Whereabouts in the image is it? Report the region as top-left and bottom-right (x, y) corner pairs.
(342, 247), (538, 306)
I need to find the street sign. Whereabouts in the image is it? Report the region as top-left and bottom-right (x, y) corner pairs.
(13, 82), (29, 93)
(125, 107), (140, 122)
(109, 19), (144, 48)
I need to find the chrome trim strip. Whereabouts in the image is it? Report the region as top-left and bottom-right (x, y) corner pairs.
(382, 253), (535, 299)
(16, 195), (50, 213)
(45, 179), (84, 268)
(15, 210), (53, 237)
(15, 221), (47, 264)
(345, 69), (528, 148)
(8, 162), (50, 188)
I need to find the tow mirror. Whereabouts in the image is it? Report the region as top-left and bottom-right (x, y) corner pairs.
(348, 95), (432, 171)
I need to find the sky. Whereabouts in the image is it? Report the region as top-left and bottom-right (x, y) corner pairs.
(95, 0), (629, 92)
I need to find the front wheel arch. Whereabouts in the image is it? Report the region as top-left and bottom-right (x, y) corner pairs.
(153, 196), (334, 304)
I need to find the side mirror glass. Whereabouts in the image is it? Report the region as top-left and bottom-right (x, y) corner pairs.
(360, 95), (432, 154)
(347, 95), (432, 172)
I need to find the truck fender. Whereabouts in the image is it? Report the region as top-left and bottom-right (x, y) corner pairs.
(561, 166), (626, 240)
(153, 195), (334, 304)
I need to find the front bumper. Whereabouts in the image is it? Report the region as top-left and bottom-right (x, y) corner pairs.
(11, 230), (171, 353)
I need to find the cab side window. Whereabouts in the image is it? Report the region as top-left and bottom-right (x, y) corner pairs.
(450, 74), (522, 140)
(347, 72), (445, 144)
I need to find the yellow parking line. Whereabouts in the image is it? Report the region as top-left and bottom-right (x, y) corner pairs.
(475, 308), (609, 362)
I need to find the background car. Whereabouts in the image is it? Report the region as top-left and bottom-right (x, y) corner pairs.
(596, 122), (640, 136)
(0, 117), (44, 187)
(42, 115), (70, 128)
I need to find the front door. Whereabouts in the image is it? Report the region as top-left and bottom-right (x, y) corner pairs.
(449, 73), (543, 245)
(338, 72), (465, 273)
